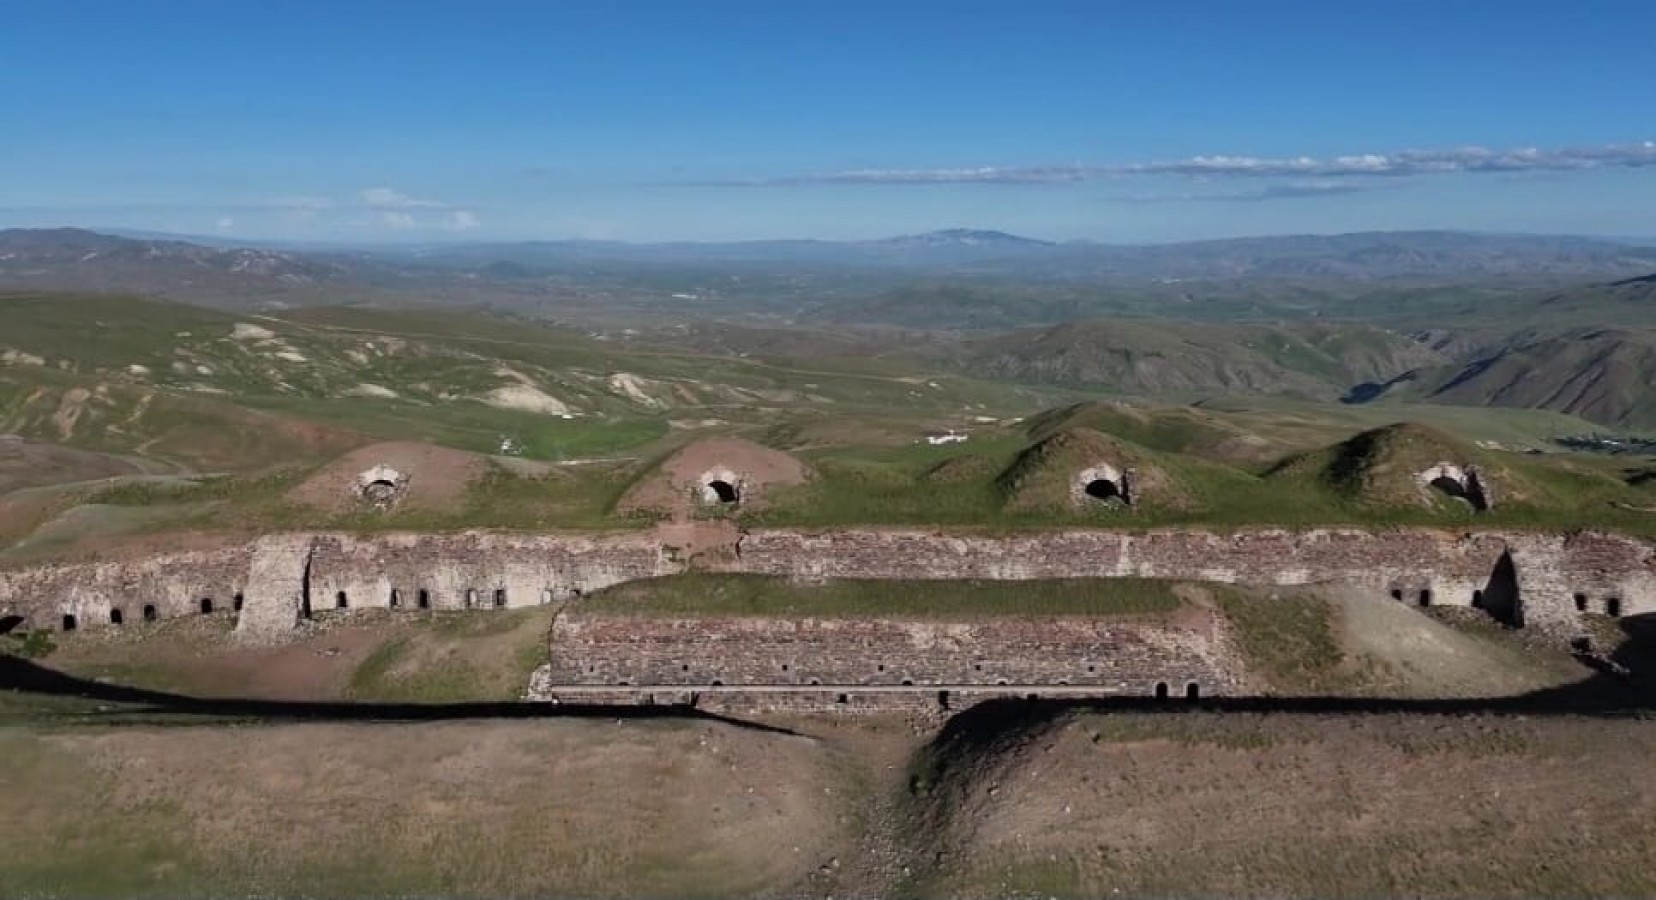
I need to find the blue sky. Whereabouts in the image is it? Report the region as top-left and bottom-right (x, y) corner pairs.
(4, 0), (1655, 243)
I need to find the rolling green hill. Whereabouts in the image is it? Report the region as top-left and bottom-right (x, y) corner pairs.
(942, 319), (1447, 399)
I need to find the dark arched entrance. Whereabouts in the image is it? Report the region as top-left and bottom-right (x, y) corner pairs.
(1084, 478), (1122, 501)
(1480, 550), (1523, 627)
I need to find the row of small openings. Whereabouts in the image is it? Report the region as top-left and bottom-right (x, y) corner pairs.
(328, 588), (519, 610)
(1154, 682), (1202, 700)
(1573, 593), (1624, 617)
(1389, 587), (1434, 607)
(62, 592), (245, 632)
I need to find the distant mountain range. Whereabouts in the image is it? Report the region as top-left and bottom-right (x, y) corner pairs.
(8, 226), (1656, 286)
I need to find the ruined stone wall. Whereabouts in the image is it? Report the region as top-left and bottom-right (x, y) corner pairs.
(0, 530), (674, 638)
(2, 527), (1652, 643)
(735, 528), (1656, 625)
(0, 543), (253, 631)
(305, 531), (672, 616)
(545, 612), (1235, 696)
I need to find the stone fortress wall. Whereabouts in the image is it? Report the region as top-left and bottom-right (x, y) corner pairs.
(3, 526), (1653, 712)
(541, 613), (1236, 696)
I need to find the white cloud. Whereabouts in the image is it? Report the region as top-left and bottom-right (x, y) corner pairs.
(445, 210), (481, 231)
(757, 140), (1656, 186)
(378, 211), (417, 229)
(215, 217), (235, 230)
(360, 187), (447, 209)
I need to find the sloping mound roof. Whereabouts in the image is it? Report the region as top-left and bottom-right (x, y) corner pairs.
(998, 427), (1189, 513)
(286, 441), (491, 514)
(617, 437), (811, 517)
(1269, 422), (1533, 510)
(1022, 400), (1280, 466)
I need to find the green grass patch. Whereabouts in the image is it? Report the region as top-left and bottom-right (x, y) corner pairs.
(1216, 590), (1345, 690)
(587, 573), (1183, 618)
(346, 609), (553, 703)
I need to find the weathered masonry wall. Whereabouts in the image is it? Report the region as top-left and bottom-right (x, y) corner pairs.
(2, 527), (1653, 641)
(544, 613), (1236, 696)
(0, 530), (674, 638)
(305, 532), (670, 619)
(734, 529), (1656, 629)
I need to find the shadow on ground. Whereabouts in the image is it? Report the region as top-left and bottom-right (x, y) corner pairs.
(0, 655), (799, 734)
(6, 613), (1656, 733)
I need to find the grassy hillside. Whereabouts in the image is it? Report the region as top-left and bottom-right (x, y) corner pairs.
(950, 319), (1447, 399)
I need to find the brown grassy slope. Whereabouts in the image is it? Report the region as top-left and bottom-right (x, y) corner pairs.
(1370, 326), (1656, 429)
(0, 720), (853, 899)
(915, 712), (1656, 899)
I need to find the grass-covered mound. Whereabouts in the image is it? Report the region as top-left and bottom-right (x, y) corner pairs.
(997, 427), (1192, 514)
(1268, 422), (1535, 511)
(1022, 400), (1280, 467)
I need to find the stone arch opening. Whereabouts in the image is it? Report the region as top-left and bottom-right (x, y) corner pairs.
(199, 597), (214, 615)
(710, 679), (723, 687)
(355, 465), (408, 508)
(1471, 590), (1484, 609)
(836, 693), (849, 704)
(417, 589), (430, 610)
(540, 588), (553, 605)
(233, 593), (244, 612)
(1074, 463), (1132, 507)
(61, 613), (77, 632)
(1607, 597), (1624, 618)
(493, 588), (507, 609)
(335, 591), (348, 610)
(0, 615), (25, 635)
(465, 589), (477, 609)
(1418, 589), (1432, 608)
(902, 678), (915, 686)
(1574, 592), (1589, 612)
(937, 690), (952, 711)
(143, 604), (157, 622)
(1154, 681), (1169, 699)
(1390, 587), (1404, 601)
(1420, 463), (1491, 511)
(109, 608), (124, 625)
(706, 479), (738, 504)
(1480, 550), (1523, 627)
(389, 588), (401, 609)
(1186, 682), (1201, 700)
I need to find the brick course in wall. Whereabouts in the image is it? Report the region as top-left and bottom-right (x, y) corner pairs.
(545, 614), (1235, 695)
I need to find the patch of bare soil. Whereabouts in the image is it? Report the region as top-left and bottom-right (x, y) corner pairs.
(286, 441), (490, 515)
(919, 711), (1656, 898)
(1329, 585), (1583, 697)
(617, 436), (810, 517)
(0, 434), (157, 494)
